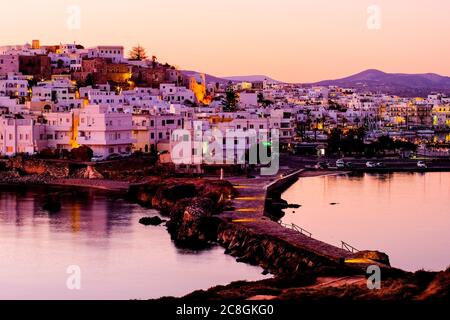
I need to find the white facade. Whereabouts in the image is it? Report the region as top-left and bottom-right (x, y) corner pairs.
(87, 46), (124, 63)
(0, 73), (29, 98)
(0, 116), (46, 155)
(77, 105), (133, 157)
(44, 112), (75, 150)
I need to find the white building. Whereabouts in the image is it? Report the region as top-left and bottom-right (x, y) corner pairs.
(0, 55), (19, 76)
(0, 73), (29, 98)
(0, 116), (46, 155)
(44, 111), (76, 150)
(160, 83), (195, 104)
(77, 104), (133, 157)
(87, 46), (124, 63)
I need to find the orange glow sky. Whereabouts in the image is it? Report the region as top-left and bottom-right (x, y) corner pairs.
(1, 0), (449, 82)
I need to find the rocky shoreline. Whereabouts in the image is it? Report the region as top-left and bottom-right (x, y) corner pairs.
(1, 157), (448, 301)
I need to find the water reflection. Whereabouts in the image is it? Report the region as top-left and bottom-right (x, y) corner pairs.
(282, 173), (450, 272)
(0, 186), (267, 300)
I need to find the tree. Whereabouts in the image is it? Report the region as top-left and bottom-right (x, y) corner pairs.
(71, 146), (94, 161)
(221, 82), (239, 112)
(151, 55), (158, 68)
(85, 73), (95, 87)
(57, 59), (65, 69)
(129, 45), (148, 61)
(257, 92), (273, 107)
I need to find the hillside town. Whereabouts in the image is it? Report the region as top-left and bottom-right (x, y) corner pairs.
(1, 40), (450, 174)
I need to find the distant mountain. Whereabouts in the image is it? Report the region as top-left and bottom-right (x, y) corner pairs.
(311, 69), (450, 97)
(181, 70), (230, 84)
(222, 75), (282, 84)
(181, 71), (282, 85)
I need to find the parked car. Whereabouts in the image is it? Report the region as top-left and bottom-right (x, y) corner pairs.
(106, 153), (122, 161)
(336, 159), (346, 168)
(417, 161), (427, 169)
(91, 155), (105, 162)
(314, 162), (330, 170)
(345, 162), (353, 168)
(376, 162), (385, 168)
(120, 152), (132, 158)
(366, 161), (377, 168)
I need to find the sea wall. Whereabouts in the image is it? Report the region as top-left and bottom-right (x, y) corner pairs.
(216, 222), (343, 276)
(264, 170), (303, 220)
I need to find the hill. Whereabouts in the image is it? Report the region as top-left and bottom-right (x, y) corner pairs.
(311, 69), (450, 97)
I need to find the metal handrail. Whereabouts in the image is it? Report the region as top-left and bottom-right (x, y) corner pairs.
(279, 221), (312, 238)
(341, 241), (359, 253)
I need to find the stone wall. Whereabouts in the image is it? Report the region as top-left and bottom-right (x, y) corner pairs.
(7, 157), (70, 178)
(216, 223), (343, 276)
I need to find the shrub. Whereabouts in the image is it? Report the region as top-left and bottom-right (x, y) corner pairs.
(70, 145), (94, 161)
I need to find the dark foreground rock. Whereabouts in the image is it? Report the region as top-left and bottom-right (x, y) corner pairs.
(181, 268), (450, 301)
(139, 216), (166, 226)
(128, 178), (236, 215)
(166, 197), (223, 247)
(129, 178), (235, 247)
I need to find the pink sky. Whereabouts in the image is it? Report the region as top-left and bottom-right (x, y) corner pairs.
(1, 0), (449, 82)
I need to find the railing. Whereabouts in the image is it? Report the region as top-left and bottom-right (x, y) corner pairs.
(341, 241), (359, 253)
(279, 221), (312, 238)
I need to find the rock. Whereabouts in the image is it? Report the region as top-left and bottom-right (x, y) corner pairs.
(166, 197), (221, 247)
(7, 157), (69, 178)
(349, 250), (391, 266)
(82, 166), (104, 179)
(139, 216), (165, 226)
(417, 268), (450, 300)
